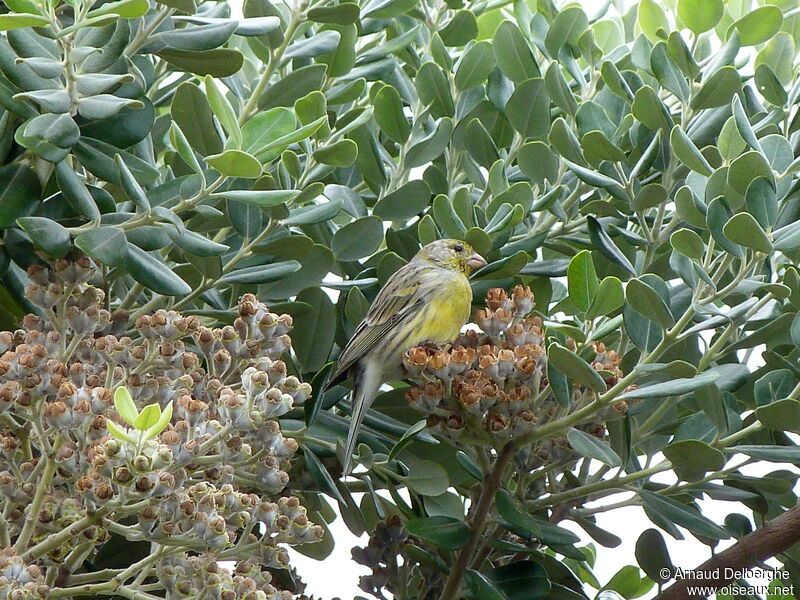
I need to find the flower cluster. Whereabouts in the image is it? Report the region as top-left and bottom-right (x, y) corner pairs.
(402, 286), (626, 465)
(0, 257), (321, 600)
(351, 516), (442, 600)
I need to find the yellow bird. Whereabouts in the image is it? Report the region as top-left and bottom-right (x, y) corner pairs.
(323, 239), (487, 475)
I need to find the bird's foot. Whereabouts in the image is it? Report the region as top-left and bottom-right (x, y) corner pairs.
(419, 340), (446, 353)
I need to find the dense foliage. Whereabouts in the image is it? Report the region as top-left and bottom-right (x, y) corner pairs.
(0, 260), (323, 599)
(3, 0), (800, 598)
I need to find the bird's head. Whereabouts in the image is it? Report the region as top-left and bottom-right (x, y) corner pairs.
(416, 239), (488, 275)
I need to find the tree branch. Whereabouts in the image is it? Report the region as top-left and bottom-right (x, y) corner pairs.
(439, 441), (517, 600)
(655, 503), (800, 600)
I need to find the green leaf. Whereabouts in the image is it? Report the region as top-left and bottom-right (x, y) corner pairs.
(285, 30), (341, 59)
(88, 0), (149, 18)
(586, 276), (624, 320)
(465, 570), (510, 600)
(406, 118), (453, 168)
(754, 64), (788, 106)
(670, 229), (705, 260)
(626, 279), (674, 329)
(172, 82), (222, 156)
(254, 116), (328, 162)
(372, 84), (409, 143)
(415, 62), (454, 118)
(202, 77), (241, 148)
(755, 399), (800, 434)
(567, 249), (598, 312)
(670, 126), (712, 176)
(651, 43), (689, 102)
(16, 217), (70, 259)
(545, 62), (578, 115)
(706, 196), (743, 258)
(548, 342), (607, 394)
(114, 386), (139, 426)
(157, 48), (244, 77)
(143, 401), (172, 440)
(304, 363), (333, 426)
(74, 227), (128, 267)
(259, 64), (327, 109)
(505, 78), (549, 140)
(731, 95), (762, 154)
(115, 154), (149, 212)
(106, 420), (136, 443)
(663, 439), (726, 482)
(170, 229), (229, 257)
(405, 459), (450, 496)
(125, 245), (192, 296)
(586, 216), (636, 276)
(638, 0), (669, 42)
(633, 184), (667, 212)
(730, 445), (800, 464)
(424, 491), (464, 520)
(54, 162), (99, 220)
(544, 6), (588, 57)
(218, 189), (300, 207)
(603, 566), (651, 599)
(74, 138), (159, 186)
(567, 428), (622, 467)
(292, 287), (335, 372)
(755, 33), (795, 87)
(722, 213), (773, 253)
(206, 149), (262, 178)
(472, 251), (528, 280)
(635, 529), (674, 584)
(632, 85), (673, 132)
(690, 66), (741, 110)
(331, 216), (383, 261)
(18, 113), (80, 163)
(494, 21), (539, 82)
(619, 370), (720, 400)
(307, 3), (360, 24)
(730, 5), (783, 46)
(373, 180), (430, 220)
(456, 450), (483, 480)
(134, 403), (162, 431)
(581, 131), (626, 163)
(562, 159), (626, 197)
(640, 490), (730, 540)
(387, 420), (429, 461)
(440, 9), (477, 46)
(303, 447), (346, 504)
(404, 516), (471, 550)
(220, 261), (301, 284)
(495, 489), (579, 545)
(169, 122), (203, 174)
(284, 198), (342, 225)
(455, 41), (495, 90)
(486, 561), (551, 600)
(517, 142), (559, 186)
(677, 0), (722, 34)
(0, 13), (50, 30)
(313, 139), (358, 167)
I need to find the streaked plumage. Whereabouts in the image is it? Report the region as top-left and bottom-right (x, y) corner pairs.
(323, 239), (487, 475)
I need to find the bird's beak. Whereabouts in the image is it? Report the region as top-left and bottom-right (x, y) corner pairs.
(466, 252), (487, 272)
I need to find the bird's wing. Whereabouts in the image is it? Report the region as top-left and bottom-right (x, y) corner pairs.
(327, 262), (430, 384)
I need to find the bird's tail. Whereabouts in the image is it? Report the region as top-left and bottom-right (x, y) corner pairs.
(342, 363), (381, 476)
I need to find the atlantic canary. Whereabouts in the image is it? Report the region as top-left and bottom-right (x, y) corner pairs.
(324, 239), (487, 475)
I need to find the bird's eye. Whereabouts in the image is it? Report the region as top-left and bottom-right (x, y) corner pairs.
(453, 244), (464, 252)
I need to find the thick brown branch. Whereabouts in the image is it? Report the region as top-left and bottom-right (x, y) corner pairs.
(439, 442), (517, 600)
(655, 503), (800, 600)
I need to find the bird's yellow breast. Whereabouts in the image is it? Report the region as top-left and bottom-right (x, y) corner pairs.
(409, 274), (472, 343)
